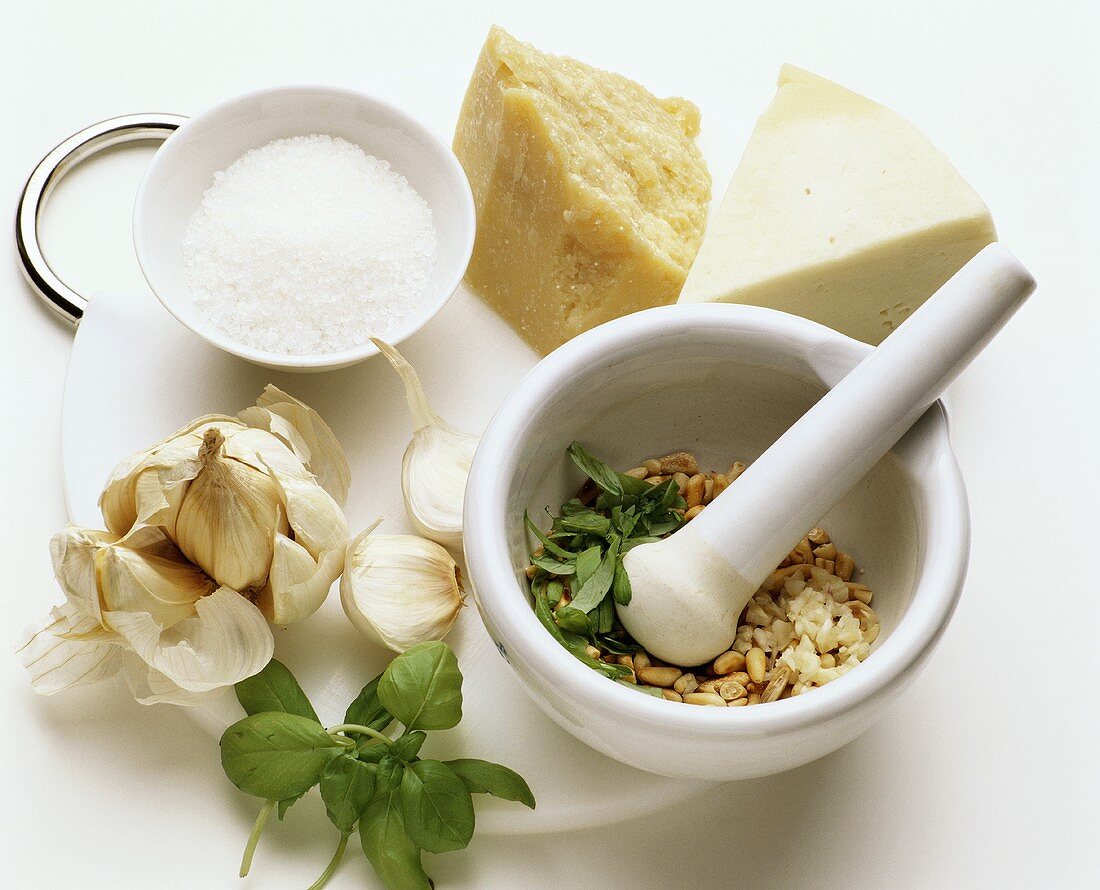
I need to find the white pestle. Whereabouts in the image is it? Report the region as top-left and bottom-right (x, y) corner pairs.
(619, 244), (1036, 666)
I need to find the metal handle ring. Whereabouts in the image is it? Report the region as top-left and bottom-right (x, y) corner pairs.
(16, 113), (187, 326)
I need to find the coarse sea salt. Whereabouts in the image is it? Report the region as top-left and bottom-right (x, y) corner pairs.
(182, 134), (437, 356)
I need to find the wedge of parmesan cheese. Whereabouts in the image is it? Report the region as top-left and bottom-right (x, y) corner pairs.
(454, 27), (710, 354)
(679, 65), (996, 344)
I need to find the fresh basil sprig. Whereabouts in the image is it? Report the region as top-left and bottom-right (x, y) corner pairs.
(220, 642), (534, 889)
(526, 442), (687, 674)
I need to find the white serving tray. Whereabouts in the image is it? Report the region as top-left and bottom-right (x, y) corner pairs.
(61, 285), (716, 835)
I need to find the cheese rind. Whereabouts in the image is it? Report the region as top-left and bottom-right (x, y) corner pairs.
(454, 27), (711, 354)
(679, 65), (996, 344)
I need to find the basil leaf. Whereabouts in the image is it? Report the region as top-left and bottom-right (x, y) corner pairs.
(524, 512), (574, 560)
(533, 592), (629, 680)
(357, 742), (390, 764)
(645, 518), (681, 537)
(531, 553), (576, 575)
(573, 546), (603, 592)
(596, 635), (641, 655)
(234, 659), (319, 723)
(320, 753), (377, 833)
(558, 512), (611, 536)
(612, 558), (632, 606)
(569, 540), (619, 613)
(619, 679), (665, 697)
(220, 713), (341, 800)
(400, 760), (475, 853)
(593, 592), (614, 634)
(444, 759), (536, 809)
(393, 731), (427, 762)
(277, 794), (303, 820)
(345, 674), (394, 742)
(378, 641), (463, 731)
(359, 792), (432, 890)
(567, 442), (623, 497)
(554, 606), (590, 636)
(375, 754), (405, 798)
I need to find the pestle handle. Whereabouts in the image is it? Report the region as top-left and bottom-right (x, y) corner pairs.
(689, 243), (1036, 585)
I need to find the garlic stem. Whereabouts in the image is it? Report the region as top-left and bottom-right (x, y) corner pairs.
(371, 337), (437, 433)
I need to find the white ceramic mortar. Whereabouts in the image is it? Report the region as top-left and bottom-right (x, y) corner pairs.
(463, 303), (969, 780)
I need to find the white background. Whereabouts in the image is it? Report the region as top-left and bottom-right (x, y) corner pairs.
(3, 1), (1098, 887)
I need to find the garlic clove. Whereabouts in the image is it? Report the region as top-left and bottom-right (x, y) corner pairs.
(340, 526), (466, 652)
(94, 528), (215, 628)
(99, 415), (240, 535)
(255, 459), (349, 624)
(103, 586), (274, 693)
(402, 424), (479, 549)
(370, 337), (479, 548)
(238, 384), (351, 506)
(174, 428), (289, 592)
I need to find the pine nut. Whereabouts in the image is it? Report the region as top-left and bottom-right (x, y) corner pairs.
(624, 466), (648, 479)
(672, 472), (690, 495)
(703, 477), (715, 503)
(584, 645), (602, 660)
(684, 692), (726, 707)
(807, 527), (830, 545)
(712, 651), (745, 675)
(718, 680), (747, 701)
(761, 664), (792, 702)
(673, 673), (699, 695)
(815, 557), (836, 574)
(727, 461), (746, 481)
(711, 473), (729, 499)
(684, 504), (705, 521)
(725, 671), (751, 687)
(847, 584), (873, 604)
(633, 650), (651, 671)
(696, 678), (723, 694)
(726, 697), (748, 707)
(746, 647), (767, 684)
(646, 474), (670, 485)
(642, 459), (663, 475)
(525, 565), (538, 579)
(813, 542), (837, 560)
(637, 666), (682, 688)
(685, 474), (706, 507)
(662, 689), (683, 702)
(747, 692), (762, 705)
(659, 452), (699, 476)
(835, 552), (856, 582)
(794, 538), (814, 564)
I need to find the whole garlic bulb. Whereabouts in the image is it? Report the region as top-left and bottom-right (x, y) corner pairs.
(371, 338), (479, 549)
(20, 524), (273, 704)
(340, 523), (466, 652)
(98, 385), (350, 626)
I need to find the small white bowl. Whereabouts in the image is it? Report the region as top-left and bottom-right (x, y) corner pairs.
(463, 303), (970, 780)
(134, 85), (475, 372)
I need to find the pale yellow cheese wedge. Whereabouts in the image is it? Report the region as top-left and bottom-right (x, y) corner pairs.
(454, 27), (710, 354)
(679, 65), (996, 344)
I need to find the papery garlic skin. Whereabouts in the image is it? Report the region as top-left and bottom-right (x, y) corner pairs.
(18, 525), (273, 705)
(97, 387), (350, 625)
(371, 338), (479, 549)
(340, 527), (466, 652)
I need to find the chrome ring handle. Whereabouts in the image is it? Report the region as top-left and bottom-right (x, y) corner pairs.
(15, 113), (187, 326)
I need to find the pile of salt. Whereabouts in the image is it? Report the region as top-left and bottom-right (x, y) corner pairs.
(182, 135), (437, 356)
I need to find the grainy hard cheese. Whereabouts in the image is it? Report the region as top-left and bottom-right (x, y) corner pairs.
(679, 65), (996, 345)
(454, 27), (710, 354)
